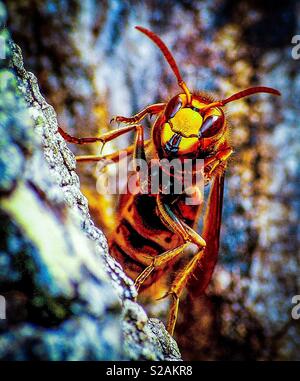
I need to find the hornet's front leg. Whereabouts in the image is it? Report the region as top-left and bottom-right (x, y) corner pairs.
(59, 122), (146, 164)
(204, 145), (233, 179)
(110, 103), (166, 125)
(60, 123), (147, 189)
(59, 124), (141, 148)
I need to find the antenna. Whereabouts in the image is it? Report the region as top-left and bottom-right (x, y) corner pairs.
(135, 26), (192, 104)
(200, 86), (281, 112)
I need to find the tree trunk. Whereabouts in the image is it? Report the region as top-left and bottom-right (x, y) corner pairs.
(0, 3), (180, 360)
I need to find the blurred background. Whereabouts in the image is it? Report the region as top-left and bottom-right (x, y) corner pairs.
(4, 0), (300, 360)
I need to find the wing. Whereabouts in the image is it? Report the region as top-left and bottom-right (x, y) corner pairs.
(188, 169), (225, 296)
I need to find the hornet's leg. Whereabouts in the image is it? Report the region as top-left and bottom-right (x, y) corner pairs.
(127, 193), (207, 332)
(59, 123), (143, 148)
(204, 146), (233, 178)
(156, 194), (206, 249)
(134, 242), (190, 292)
(110, 103), (165, 125)
(166, 170), (226, 335)
(154, 193), (207, 335)
(76, 140), (151, 164)
(135, 187), (205, 290)
(61, 123), (147, 187)
(76, 145), (134, 163)
(59, 122), (146, 157)
(134, 186), (205, 291)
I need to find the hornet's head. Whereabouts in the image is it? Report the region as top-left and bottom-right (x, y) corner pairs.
(161, 93), (225, 158)
(135, 26), (281, 159)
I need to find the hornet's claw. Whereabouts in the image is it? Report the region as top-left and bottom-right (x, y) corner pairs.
(110, 117), (122, 128)
(99, 142), (106, 155)
(110, 115), (139, 125)
(110, 116), (122, 124)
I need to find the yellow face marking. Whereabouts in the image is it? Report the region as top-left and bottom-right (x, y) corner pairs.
(161, 122), (200, 156)
(178, 136), (199, 155)
(161, 122), (174, 146)
(170, 108), (202, 138)
(161, 94), (225, 156)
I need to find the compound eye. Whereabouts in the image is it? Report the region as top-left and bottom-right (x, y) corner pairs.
(165, 97), (182, 120)
(200, 115), (224, 138)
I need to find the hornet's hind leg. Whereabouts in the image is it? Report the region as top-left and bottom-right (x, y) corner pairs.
(165, 171), (226, 335)
(132, 192), (207, 335)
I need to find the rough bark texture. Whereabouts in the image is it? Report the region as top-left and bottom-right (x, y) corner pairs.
(0, 3), (180, 360)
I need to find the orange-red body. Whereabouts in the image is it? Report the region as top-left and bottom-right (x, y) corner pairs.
(108, 92), (228, 293)
(59, 26), (280, 334)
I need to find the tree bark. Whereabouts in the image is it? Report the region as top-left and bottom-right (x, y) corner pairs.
(0, 4), (180, 360)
